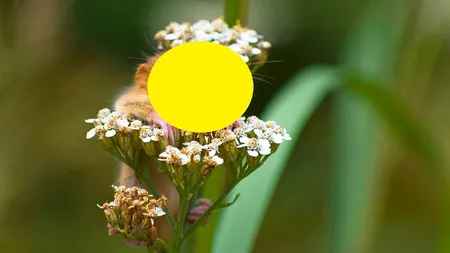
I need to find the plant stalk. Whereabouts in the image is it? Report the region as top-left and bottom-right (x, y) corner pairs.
(224, 0), (250, 27)
(172, 193), (190, 252)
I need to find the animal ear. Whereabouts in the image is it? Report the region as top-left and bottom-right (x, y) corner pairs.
(134, 52), (165, 89)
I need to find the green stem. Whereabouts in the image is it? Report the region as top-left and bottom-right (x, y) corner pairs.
(224, 0), (250, 27)
(182, 181), (238, 242)
(172, 193), (190, 252)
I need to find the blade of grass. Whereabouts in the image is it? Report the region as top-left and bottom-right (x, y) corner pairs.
(343, 73), (444, 170)
(330, 1), (412, 253)
(331, 69), (446, 253)
(212, 65), (340, 253)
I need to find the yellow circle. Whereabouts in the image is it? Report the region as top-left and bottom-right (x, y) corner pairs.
(148, 41), (253, 133)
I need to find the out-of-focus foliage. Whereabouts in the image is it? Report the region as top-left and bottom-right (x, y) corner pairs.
(0, 0), (449, 253)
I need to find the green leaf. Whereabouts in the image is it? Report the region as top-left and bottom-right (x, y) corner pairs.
(212, 65), (340, 253)
(330, 1), (414, 253)
(343, 73), (443, 170)
(331, 69), (445, 253)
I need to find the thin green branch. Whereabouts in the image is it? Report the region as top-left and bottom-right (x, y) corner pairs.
(182, 181), (238, 242)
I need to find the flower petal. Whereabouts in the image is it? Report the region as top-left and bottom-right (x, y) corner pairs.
(248, 150), (259, 157)
(141, 136), (151, 143)
(258, 139), (271, 149)
(239, 136), (250, 144)
(212, 155), (224, 165)
(254, 129), (263, 138)
(272, 134), (284, 144)
(86, 128), (96, 139)
(105, 129), (116, 138)
(85, 118), (96, 123)
(259, 147), (271, 156)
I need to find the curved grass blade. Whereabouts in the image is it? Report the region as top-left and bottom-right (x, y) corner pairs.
(343, 73), (444, 170)
(330, 1), (423, 252)
(212, 65), (340, 253)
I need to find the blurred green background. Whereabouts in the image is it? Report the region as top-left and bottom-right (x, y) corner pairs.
(1, 0), (450, 252)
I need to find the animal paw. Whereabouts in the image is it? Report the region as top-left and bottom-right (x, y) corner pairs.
(150, 112), (177, 144)
(187, 198), (212, 225)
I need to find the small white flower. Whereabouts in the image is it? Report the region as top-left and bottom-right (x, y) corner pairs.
(154, 30), (167, 41)
(130, 120), (142, 130)
(240, 54), (249, 63)
(244, 116), (265, 132)
(237, 137), (271, 157)
(271, 132), (284, 144)
(233, 127), (247, 144)
(258, 41), (272, 49)
(154, 206), (166, 217)
(252, 47), (261, 56)
(218, 30), (233, 43)
(176, 24), (190, 33)
(211, 155), (224, 165)
(193, 30), (212, 41)
(274, 126), (292, 141)
(228, 43), (243, 54)
(238, 135), (250, 145)
(239, 30), (258, 43)
(97, 108), (111, 118)
(183, 141), (204, 163)
(265, 120), (278, 129)
(165, 33), (181, 41)
(210, 32), (221, 40)
(211, 18), (228, 32)
(139, 126), (158, 143)
(152, 128), (164, 141)
(254, 128), (283, 144)
(204, 138), (222, 157)
(116, 118), (129, 127)
(191, 20), (214, 33)
(159, 146), (190, 166)
(171, 39), (184, 47)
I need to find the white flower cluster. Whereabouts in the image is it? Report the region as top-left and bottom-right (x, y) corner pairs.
(158, 142), (224, 168)
(85, 109), (291, 162)
(234, 116), (291, 157)
(154, 17), (272, 63)
(85, 108), (163, 143)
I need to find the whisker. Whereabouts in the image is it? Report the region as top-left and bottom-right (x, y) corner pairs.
(138, 50), (151, 59)
(247, 60), (284, 66)
(252, 72), (276, 80)
(126, 56), (147, 61)
(253, 76), (276, 86)
(144, 32), (159, 51)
